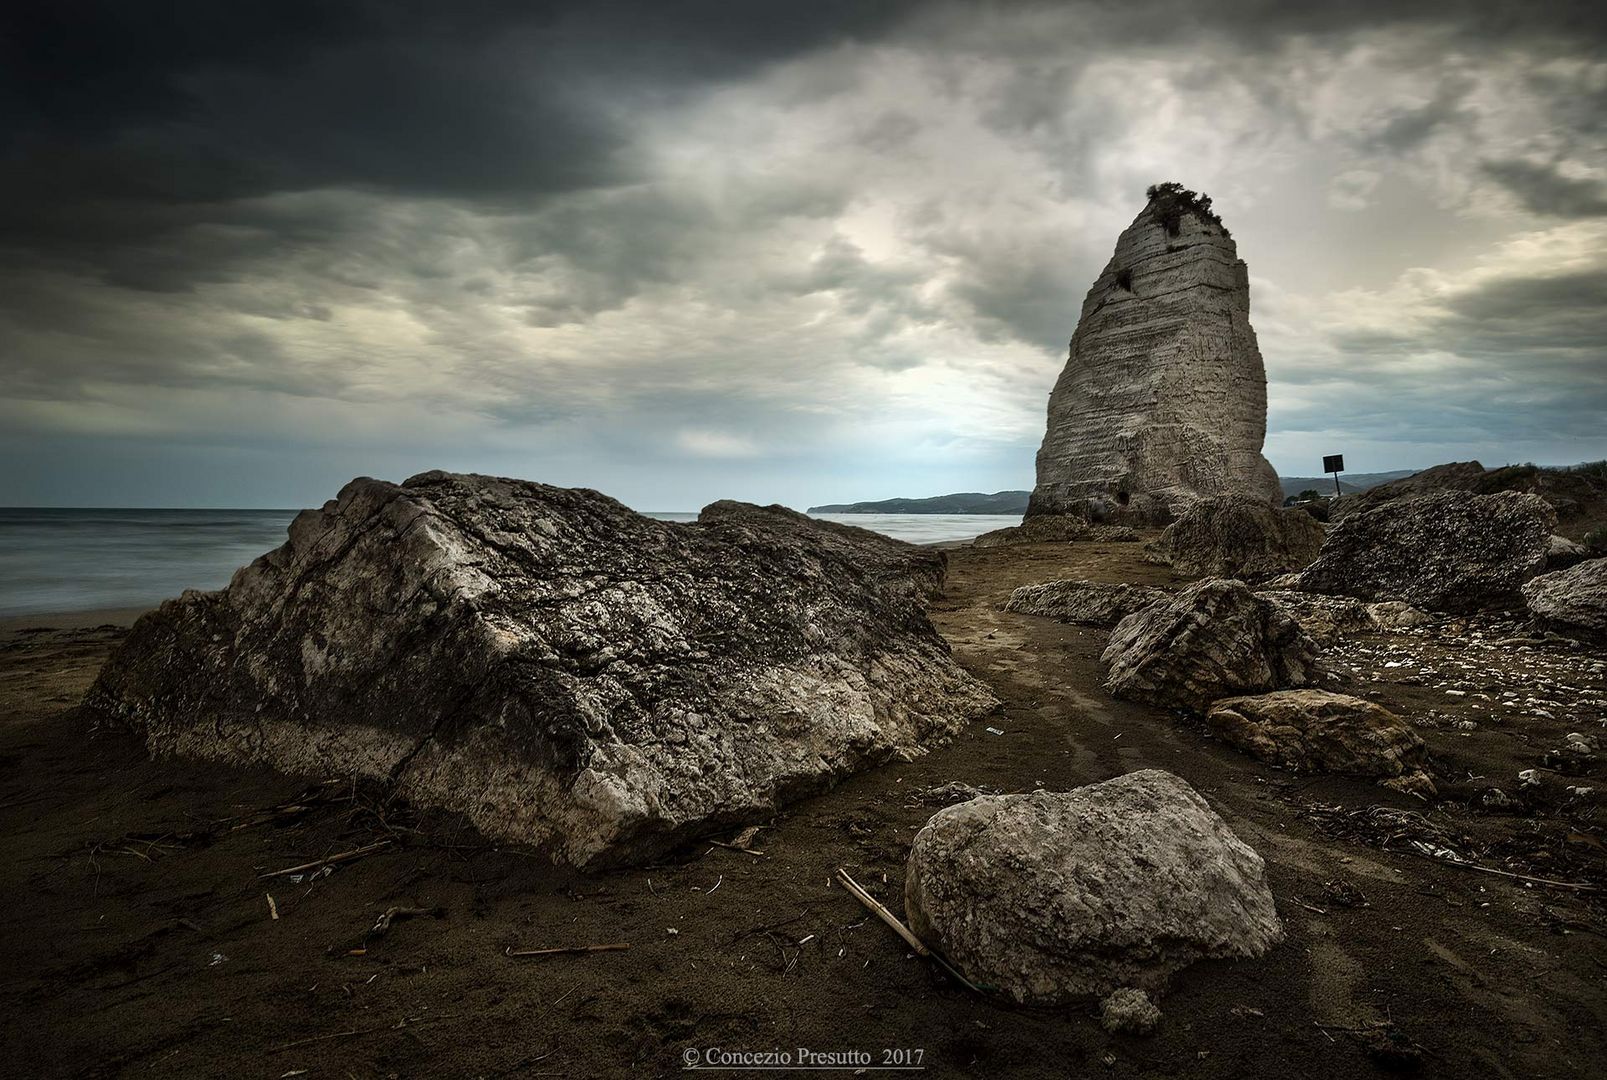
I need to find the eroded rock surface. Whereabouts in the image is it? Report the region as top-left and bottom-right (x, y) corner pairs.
(1149, 495), (1325, 580)
(904, 770), (1284, 1005)
(1028, 185), (1281, 524)
(971, 515), (1090, 548)
(1206, 690), (1435, 795)
(83, 472), (998, 868)
(1102, 579), (1320, 712)
(1523, 558), (1607, 642)
(1297, 491), (1555, 613)
(1005, 580), (1168, 627)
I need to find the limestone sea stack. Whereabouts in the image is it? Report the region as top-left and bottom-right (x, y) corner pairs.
(1029, 184), (1281, 524)
(82, 472), (998, 869)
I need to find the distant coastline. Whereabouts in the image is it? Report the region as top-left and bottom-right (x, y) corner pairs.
(808, 491), (1031, 515)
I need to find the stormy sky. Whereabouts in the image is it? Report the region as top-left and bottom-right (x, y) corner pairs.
(3, 1), (1604, 509)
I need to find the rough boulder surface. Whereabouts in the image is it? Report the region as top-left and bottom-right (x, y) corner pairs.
(1028, 184), (1281, 525)
(904, 770), (1284, 1005)
(1523, 558), (1607, 641)
(1149, 495), (1326, 580)
(1101, 579), (1320, 712)
(1297, 491), (1555, 613)
(1206, 691), (1435, 795)
(83, 472), (999, 869)
(971, 515), (1089, 548)
(1005, 580), (1168, 627)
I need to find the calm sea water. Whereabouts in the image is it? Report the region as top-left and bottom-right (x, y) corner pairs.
(0, 508), (1020, 617)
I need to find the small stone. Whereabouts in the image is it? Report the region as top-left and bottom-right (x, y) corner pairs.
(1099, 988), (1161, 1036)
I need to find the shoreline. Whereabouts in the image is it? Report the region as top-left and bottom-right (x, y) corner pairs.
(0, 606), (150, 633)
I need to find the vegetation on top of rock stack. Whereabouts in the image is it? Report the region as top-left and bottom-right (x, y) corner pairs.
(1145, 181), (1228, 237)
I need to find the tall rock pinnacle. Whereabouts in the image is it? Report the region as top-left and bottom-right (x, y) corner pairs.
(1027, 183), (1281, 523)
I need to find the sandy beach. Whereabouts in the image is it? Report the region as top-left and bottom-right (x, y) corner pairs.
(2, 536), (1602, 1078)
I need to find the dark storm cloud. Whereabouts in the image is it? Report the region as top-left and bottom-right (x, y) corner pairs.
(1480, 160), (1607, 219)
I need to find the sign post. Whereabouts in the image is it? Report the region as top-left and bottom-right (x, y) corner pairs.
(1323, 454), (1345, 498)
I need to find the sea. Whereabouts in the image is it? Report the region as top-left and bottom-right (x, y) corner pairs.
(0, 508), (1022, 617)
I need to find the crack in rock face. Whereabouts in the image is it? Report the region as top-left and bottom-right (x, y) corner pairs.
(81, 472), (999, 869)
(1028, 187), (1281, 526)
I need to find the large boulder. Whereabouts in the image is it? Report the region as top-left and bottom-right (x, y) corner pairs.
(1027, 184), (1281, 524)
(904, 770), (1284, 1004)
(82, 472), (998, 869)
(1101, 579), (1320, 712)
(1296, 491), (1555, 613)
(1148, 495), (1326, 580)
(971, 514), (1090, 548)
(1206, 691), (1435, 796)
(1523, 558), (1607, 641)
(698, 500), (946, 600)
(1005, 580), (1168, 627)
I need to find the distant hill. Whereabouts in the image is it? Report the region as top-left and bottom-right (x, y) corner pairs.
(1278, 470), (1414, 499)
(808, 490), (1030, 515)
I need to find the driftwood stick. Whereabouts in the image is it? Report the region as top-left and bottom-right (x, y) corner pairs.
(258, 839), (393, 879)
(834, 869), (928, 956)
(708, 840), (766, 857)
(835, 868), (986, 994)
(504, 943), (631, 958)
(1424, 855), (1601, 892)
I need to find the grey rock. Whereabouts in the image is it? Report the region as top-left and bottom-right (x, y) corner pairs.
(1365, 601), (1434, 630)
(1099, 988), (1162, 1036)
(904, 770), (1284, 1005)
(971, 514), (1090, 548)
(1296, 491), (1555, 613)
(1149, 495), (1326, 580)
(1028, 186), (1280, 524)
(1523, 558), (1607, 641)
(1546, 535), (1590, 571)
(1005, 580), (1169, 627)
(699, 500), (947, 600)
(83, 472), (998, 869)
(1256, 592), (1376, 645)
(1087, 524), (1140, 543)
(1206, 690), (1435, 795)
(1102, 579), (1321, 712)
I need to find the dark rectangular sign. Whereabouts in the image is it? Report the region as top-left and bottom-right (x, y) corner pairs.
(1323, 454), (1345, 474)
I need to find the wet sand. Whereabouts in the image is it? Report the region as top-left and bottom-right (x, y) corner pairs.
(1, 540), (1603, 1078)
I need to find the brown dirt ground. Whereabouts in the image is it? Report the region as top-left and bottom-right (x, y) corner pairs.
(1, 541), (1604, 1079)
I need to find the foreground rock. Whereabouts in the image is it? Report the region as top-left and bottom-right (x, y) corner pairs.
(904, 770), (1283, 1004)
(971, 515), (1090, 548)
(1297, 491), (1555, 613)
(700, 500), (947, 600)
(1523, 558), (1607, 641)
(1027, 183), (1281, 524)
(83, 472), (998, 869)
(1148, 495), (1325, 580)
(1206, 691), (1435, 796)
(1102, 580), (1320, 711)
(1005, 580), (1168, 627)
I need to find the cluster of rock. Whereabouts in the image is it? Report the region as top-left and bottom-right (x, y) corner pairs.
(1331, 459), (1607, 543)
(83, 472), (997, 869)
(1026, 184), (1281, 525)
(904, 770), (1283, 1009)
(1145, 494), (1326, 580)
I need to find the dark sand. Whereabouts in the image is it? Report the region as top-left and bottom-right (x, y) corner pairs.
(1, 541), (1603, 1078)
